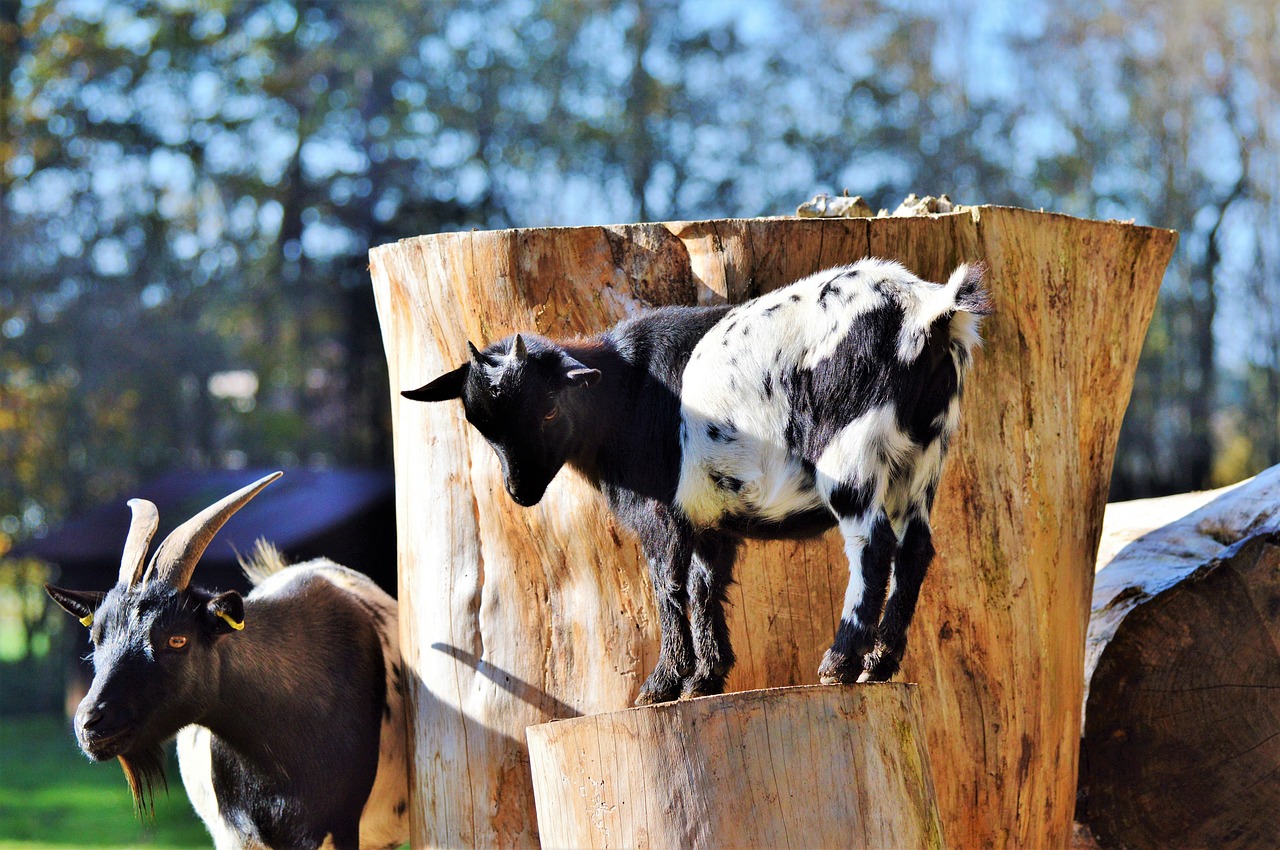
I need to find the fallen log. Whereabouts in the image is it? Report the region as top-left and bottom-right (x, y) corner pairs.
(1079, 465), (1280, 849)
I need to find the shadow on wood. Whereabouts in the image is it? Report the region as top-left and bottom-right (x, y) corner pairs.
(370, 208), (1177, 848)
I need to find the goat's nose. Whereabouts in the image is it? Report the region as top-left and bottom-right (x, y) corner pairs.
(79, 702), (109, 730)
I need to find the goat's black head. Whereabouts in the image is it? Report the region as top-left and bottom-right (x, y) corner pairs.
(402, 334), (600, 506)
(44, 471), (280, 814)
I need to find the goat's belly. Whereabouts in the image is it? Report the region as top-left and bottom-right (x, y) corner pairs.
(675, 441), (825, 528)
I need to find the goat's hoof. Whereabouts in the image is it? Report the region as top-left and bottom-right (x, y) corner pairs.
(635, 672), (683, 706)
(817, 649), (862, 685)
(680, 673), (725, 699)
(859, 643), (902, 682)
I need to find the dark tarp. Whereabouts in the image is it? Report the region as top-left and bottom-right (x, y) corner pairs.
(13, 467), (396, 596)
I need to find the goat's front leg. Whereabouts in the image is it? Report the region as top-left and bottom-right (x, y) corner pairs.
(684, 532), (738, 698)
(818, 507), (898, 684)
(635, 506), (695, 706)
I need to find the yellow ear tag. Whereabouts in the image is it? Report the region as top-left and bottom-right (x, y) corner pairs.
(216, 611), (245, 631)
(79, 613), (93, 627)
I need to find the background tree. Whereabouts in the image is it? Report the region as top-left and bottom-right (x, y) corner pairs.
(1, 0), (1278, 545)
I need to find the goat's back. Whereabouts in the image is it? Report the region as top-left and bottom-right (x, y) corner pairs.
(676, 259), (986, 527)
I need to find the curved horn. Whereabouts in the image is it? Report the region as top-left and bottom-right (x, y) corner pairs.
(118, 499), (159, 588)
(144, 471), (283, 590)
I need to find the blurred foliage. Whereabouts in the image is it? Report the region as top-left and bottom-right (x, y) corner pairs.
(0, 0), (1277, 556)
(0, 557), (66, 714)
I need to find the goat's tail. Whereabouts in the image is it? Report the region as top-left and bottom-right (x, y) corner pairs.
(897, 262), (991, 364)
(941, 263), (990, 379)
(947, 262), (993, 317)
(239, 538), (289, 586)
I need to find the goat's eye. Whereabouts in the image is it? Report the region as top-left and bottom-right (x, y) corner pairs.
(543, 406), (559, 422)
(167, 635), (189, 650)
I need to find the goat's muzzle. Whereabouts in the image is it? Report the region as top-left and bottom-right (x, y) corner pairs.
(76, 700), (136, 760)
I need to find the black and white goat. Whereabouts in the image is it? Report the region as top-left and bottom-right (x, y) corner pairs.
(405, 258), (989, 704)
(44, 472), (409, 850)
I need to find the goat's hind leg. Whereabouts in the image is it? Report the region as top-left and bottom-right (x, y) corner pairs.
(817, 486), (897, 684)
(684, 532), (738, 698)
(862, 468), (940, 682)
(860, 511), (933, 682)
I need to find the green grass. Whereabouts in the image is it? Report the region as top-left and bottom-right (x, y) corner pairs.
(0, 715), (209, 850)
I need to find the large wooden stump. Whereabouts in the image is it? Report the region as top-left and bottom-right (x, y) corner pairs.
(1079, 465), (1280, 849)
(526, 684), (943, 850)
(370, 208), (1177, 848)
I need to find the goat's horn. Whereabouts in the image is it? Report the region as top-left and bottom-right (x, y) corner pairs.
(144, 471), (283, 590)
(510, 334), (527, 363)
(118, 499), (159, 588)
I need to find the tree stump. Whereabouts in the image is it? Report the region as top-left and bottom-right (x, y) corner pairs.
(369, 208), (1176, 849)
(1079, 465), (1280, 849)
(526, 684), (943, 850)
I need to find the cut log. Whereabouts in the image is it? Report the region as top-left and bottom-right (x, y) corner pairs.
(526, 683), (944, 850)
(369, 208), (1177, 849)
(1079, 465), (1280, 849)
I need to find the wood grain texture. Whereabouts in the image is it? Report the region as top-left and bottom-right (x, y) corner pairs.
(1079, 465), (1280, 849)
(526, 683), (943, 850)
(369, 208), (1177, 849)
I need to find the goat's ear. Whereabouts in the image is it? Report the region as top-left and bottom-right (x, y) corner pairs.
(206, 591), (246, 634)
(565, 367), (601, 387)
(402, 363), (470, 402)
(560, 354), (601, 388)
(45, 584), (106, 627)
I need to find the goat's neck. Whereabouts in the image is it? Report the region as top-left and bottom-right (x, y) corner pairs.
(199, 600), (321, 772)
(559, 339), (624, 469)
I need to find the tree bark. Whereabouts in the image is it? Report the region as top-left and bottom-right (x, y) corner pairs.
(1079, 465), (1280, 849)
(526, 684), (944, 850)
(370, 207), (1177, 849)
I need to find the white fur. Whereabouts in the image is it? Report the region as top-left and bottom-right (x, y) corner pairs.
(677, 258), (976, 530)
(814, 405), (914, 498)
(837, 514), (879, 628)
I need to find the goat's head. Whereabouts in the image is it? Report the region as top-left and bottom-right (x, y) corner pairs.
(44, 471), (281, 813)
(402, 334), (600, 506)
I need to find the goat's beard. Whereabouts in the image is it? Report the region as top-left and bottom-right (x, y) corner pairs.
(117, 744), (167, 818)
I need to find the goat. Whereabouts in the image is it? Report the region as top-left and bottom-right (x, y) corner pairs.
(404, 258), (989, 704)
(44, 472), (410, 850)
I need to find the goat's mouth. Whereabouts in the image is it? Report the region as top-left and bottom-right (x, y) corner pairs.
(506, 482), (549, 507)
(79, 727), (134, 760)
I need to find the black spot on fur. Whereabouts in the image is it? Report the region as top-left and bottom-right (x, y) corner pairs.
(790, 293), (802, 302)
(707, 423), (734, 443)
(763, 374), (773, 399)
(828, 482), (872, 518)
(395, 799), (408, 816)
(764, 304), (782, 315)
(709, 470), (743, 493)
